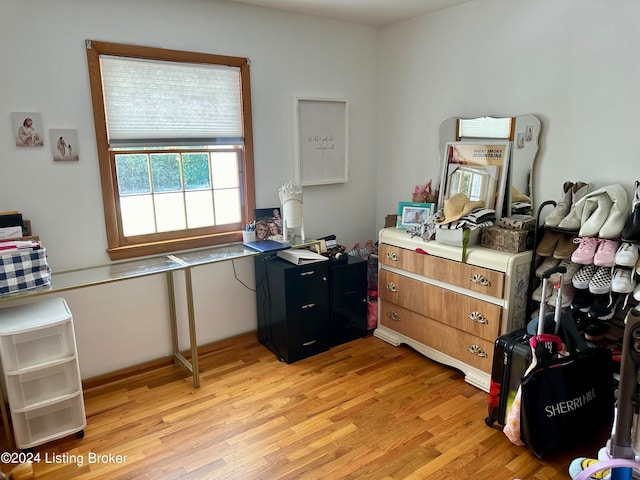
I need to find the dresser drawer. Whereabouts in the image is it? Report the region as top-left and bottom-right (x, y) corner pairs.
(379, 269), (501, 341)
(379, 300), (494, 374)
(379, 243), (504, 298)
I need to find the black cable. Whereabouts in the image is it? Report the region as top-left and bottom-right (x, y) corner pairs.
(231, 258), (255, 291)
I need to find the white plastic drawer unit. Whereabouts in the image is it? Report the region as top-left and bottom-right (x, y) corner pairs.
(0, 298), (75, 371)
(0, 297), (86, 449)
(5, 357), (81, 410)
(12, 393), (85, 449)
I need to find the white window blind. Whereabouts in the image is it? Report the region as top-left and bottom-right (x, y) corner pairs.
(458, 117), (512, 139)
(100, 56), (243, 146)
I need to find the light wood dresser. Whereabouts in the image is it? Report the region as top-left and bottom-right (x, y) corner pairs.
(374, 228), (532, 392)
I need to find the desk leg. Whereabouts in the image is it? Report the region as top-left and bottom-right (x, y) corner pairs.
(166, 269), (200, 388)
(184, 267), (200, 388)
(166, 271), (180, 368)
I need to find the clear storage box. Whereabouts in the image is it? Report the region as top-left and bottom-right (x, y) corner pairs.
(12, 393), (85, 448)
(6, 358), (81, 409)
(0, 321), (75, 372)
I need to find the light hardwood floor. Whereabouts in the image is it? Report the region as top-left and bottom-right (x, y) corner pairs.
(1, 333), (608, 479)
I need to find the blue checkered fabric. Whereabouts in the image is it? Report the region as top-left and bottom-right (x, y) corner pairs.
(0, 247), (51, 294)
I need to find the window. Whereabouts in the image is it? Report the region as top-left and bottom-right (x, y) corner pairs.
(86, 41), (255, 260)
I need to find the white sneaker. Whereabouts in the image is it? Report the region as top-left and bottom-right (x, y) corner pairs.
(612, 268), (636, 293)
(634, 282), (640, 302)
(615, 242), (639, 267)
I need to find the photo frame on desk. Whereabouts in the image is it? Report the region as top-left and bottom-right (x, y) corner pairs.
(254, 207), (283, 241)
(438, 141), (511, 219)
(293, 97), (348, 186)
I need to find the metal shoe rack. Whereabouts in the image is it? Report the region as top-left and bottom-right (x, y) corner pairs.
(529, 199), (639, 373)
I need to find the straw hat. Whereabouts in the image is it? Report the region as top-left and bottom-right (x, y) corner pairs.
(435, 193), (485, 224)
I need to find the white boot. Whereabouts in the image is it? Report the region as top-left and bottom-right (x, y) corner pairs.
(557, 182), (592, 231)
(599, 183), (629, 238)
(579, 192), (613, 237)
(544, 181), (574, 227)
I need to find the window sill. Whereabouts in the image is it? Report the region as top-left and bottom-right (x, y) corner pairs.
(107, 231), (243, 261)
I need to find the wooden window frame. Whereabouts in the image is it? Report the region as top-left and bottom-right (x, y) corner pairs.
(86, 40), (256, 260)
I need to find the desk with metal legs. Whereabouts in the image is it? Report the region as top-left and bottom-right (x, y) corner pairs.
(0, 244), (262, 394)
(166, 244), (261, 387)
(0, 240), (322, 445)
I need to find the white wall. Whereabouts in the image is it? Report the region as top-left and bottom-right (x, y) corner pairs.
(0, 0), (378, 378)
(5, 0), (639, 380)
(377, 0), (640, 229)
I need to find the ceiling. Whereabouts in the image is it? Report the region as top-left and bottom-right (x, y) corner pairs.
(224, 0), (474, 27)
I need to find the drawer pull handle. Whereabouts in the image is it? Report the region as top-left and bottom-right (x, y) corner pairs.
(467, 311), (488, 324)
(386, 282), (399, 293)
(385, 251), (400, 261)
(467, 345), (488, 357)
(301, 303), (316, 309)
(300, 271), (315, 276)
(303, 340), (317, 346)
(386, 311), (400, 321)
(470, 274), (491, 287)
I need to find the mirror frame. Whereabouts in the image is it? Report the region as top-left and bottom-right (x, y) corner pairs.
(439, 115), (541, 218)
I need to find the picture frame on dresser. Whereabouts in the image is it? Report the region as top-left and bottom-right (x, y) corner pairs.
(438, 141), (511, 219)
(396, 201), (434, 230)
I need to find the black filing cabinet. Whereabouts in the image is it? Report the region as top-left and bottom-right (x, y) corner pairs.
(255, 255), (329, 363)
(329, 255), (367, 346)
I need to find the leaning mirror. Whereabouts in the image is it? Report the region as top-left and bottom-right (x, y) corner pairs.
(440, 140), (511, 217)
(438, 114), (541, 217)
(445, 164), (500, 209)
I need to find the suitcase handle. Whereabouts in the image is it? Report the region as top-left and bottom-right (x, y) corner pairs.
(541, 265), (567, 279)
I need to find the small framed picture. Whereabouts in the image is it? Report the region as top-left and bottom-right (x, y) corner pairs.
(254, 207), (283, 241)
(396, 201), (435, 230)
(50, 128), (79, 161)
(11, 112), (44, 147)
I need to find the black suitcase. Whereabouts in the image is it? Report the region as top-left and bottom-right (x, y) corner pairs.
(485, 327), (532, 427)
(485, 263), (568, 427)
